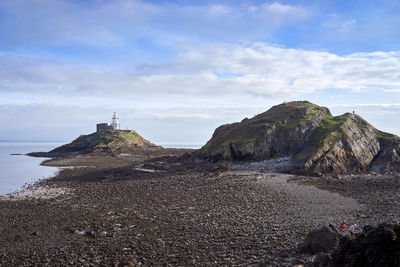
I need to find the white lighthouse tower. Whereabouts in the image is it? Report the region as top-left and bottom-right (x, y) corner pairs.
(111, 112), (120, 130)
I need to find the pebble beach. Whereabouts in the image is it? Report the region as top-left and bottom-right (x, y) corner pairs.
(1, 150), (399, 266)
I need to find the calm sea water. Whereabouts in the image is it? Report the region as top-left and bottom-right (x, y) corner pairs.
(0, 141), (202, 195)
(159, 143), (202, 149)
(0, 141), (65, 195)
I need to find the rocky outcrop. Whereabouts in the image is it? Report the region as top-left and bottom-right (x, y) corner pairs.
(298, 225), (341, 254)
(28, 130), (160, 157)
(198, 101), (400, 175)
(331, 223), (400, 266)
(300, 114), (381, 175)
(200, 101), (330, 162)
(305, 223), (400, 267)
(369, 133), (400, 173)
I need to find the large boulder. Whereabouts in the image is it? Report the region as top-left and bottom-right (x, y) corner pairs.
(298, 225), (341, 254)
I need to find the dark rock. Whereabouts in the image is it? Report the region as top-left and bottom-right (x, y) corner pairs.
(298, 225), (341, 254)
(306, 223), (400, 267)
(331, 223), (400, 267)
(361, 224), (373, 233)
(315, 252), (335, 267)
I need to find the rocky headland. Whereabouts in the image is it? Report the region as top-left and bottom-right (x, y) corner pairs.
(199, 101), (400, 176)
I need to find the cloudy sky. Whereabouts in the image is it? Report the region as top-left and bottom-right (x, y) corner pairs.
(1, 0), (400, 146)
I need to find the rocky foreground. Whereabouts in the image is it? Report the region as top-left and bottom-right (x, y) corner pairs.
(1, 150), (400, 266)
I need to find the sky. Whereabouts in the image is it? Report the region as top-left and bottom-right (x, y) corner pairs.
(1, 0), (400, 146)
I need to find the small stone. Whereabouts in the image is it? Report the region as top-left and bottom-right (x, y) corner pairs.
(78, 230), (86, 235)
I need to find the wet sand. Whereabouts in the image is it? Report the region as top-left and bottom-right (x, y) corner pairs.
(1, 150), (399, 266)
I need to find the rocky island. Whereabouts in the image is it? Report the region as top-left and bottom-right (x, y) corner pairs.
(28, 129), (161, 157)
(1, 101), (400, 266)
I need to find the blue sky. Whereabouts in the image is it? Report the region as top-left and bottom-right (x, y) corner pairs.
(0, 0), (400, 145)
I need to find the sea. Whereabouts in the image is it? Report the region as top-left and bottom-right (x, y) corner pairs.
(0, 141), (202, 195)
(0, 141), (65, 195)
(159, 143), (203, 149)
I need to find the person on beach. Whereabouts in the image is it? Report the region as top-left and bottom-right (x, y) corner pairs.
(349, 224), (357, 235)
(339, 220), (346, 232)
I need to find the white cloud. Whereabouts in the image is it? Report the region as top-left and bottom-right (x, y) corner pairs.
(262, 2), (305, 15)
(339, 19), (357, 33)
(248, 2), (308, 25)
(323, 14), (357, 33)
(0, 0), (159, 48)
(207, 5), (231, 16)
(0, 0), (311, 49)
(330, 103), (400, 108)
(2, 43), (399, 102)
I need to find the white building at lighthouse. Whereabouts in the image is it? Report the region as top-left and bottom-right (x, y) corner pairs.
(96, 112), (121, 132)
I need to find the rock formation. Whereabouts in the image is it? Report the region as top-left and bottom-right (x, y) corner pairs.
(28, 130), (159, 157)
(302, 223), (400, 267)
(298, 225), (341, 254)
(331, 223), (400, 266)
(198, 101), (400, 175)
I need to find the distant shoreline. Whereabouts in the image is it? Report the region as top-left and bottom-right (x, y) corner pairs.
(0, 140), (68, 143)
(0, 140), (203, 149)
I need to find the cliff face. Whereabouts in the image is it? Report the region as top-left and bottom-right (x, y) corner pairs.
(29, 130), (159, 157)
(300, 114), (380, 175)
(199, 101), (400, 175)
(370, 131), (400, 173)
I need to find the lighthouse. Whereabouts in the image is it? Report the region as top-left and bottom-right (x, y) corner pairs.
(111, 112), (120, 130)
